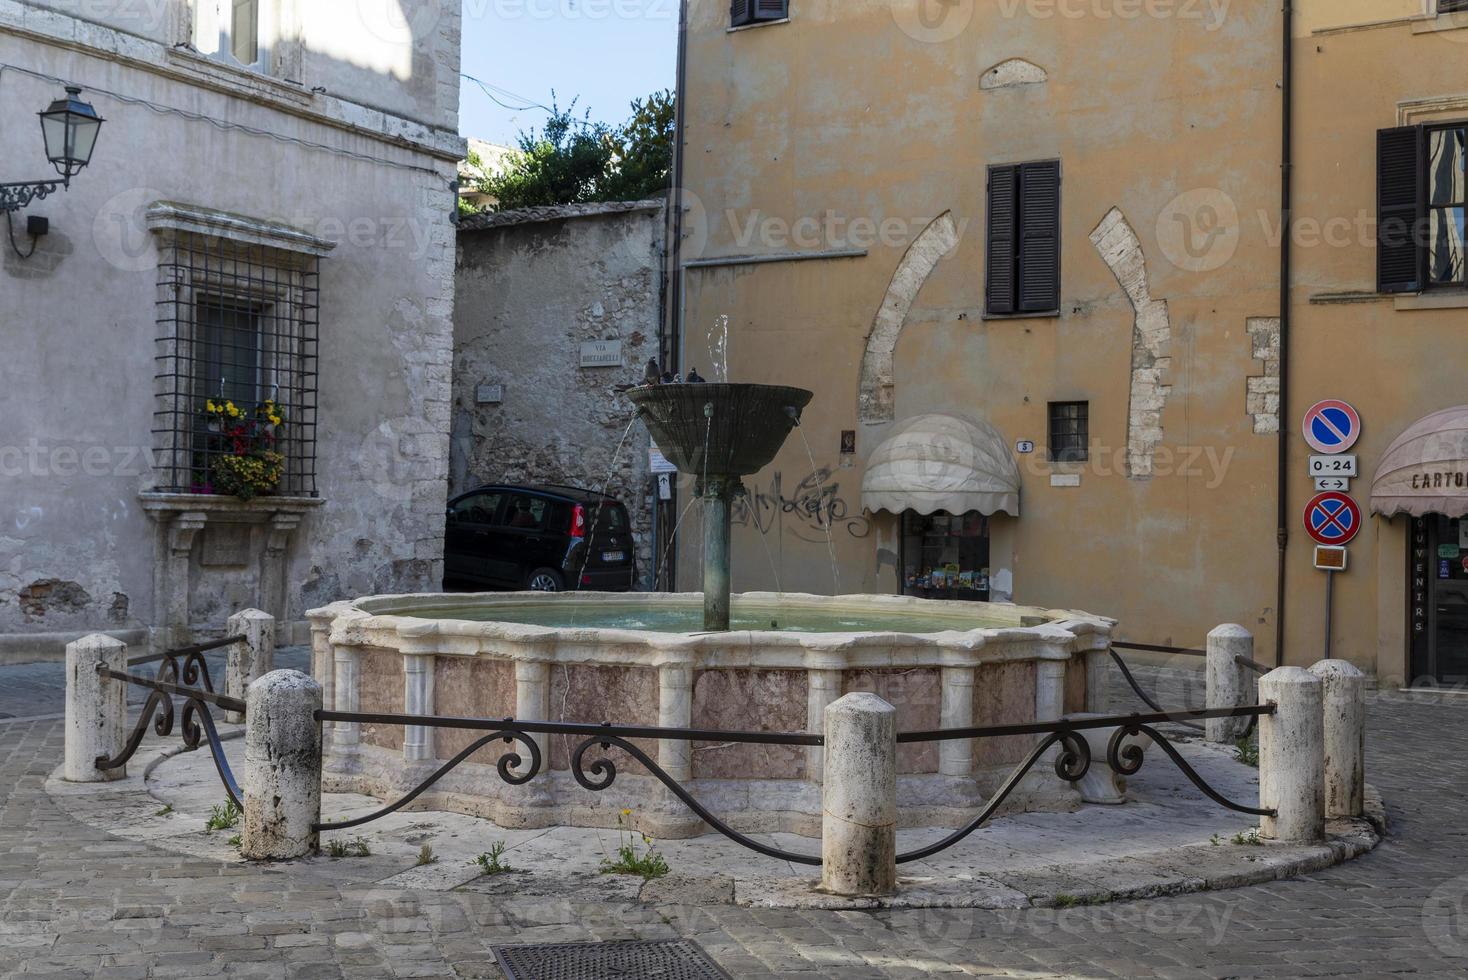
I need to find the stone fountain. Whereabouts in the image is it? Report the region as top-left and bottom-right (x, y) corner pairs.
(626, 382), (814, 631)
(311, 382), (1115, 838)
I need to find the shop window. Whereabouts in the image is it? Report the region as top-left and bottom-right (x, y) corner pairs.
(1377, 123), (1468, 292)
(901, 512), (991, 601)
(1048, 401), (1089, 462)
(986, 160), (1061, 316)
(731, 0), (788, 28)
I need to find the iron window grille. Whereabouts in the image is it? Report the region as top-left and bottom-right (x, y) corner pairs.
(1048, 401), (1089, 463)
(152, 229), (319, 497)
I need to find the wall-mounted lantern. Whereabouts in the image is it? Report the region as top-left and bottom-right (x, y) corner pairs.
(2, 86), (106, 214)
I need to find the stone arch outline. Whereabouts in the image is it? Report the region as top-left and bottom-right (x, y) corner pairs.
(858, 212), (961, 424)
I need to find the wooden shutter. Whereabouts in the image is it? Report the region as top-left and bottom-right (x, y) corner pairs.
(986, 166), (1018, 315)
(1017, 161), (1061, 313)
(754, 0), (787, 20)
(731, 0), (751, 27)
(1378, 127), (1424, 294)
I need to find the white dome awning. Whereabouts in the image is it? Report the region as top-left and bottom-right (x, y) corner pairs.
(861, 414), (1021, 517)
(1372, 406), (1468, 518)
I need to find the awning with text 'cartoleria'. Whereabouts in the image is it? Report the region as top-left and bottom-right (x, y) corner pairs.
(1372, 406), (1468, 518)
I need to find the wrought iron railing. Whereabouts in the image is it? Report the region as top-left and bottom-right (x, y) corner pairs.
(93, 636), (246, 808)
(1109, 642), (1273, 740)
(314, 711), (824, 864)
(312, 704), (1275, 866)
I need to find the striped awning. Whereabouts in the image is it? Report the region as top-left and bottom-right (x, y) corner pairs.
(1371, 406), (1468, 518)
(861, 414), (1021, 517)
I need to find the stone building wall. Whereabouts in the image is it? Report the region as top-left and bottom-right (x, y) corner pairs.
(0, 1), (463, 657)
(451, 202), (666, 590)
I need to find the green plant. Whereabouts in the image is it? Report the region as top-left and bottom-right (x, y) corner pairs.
(476, 841), (516, 876)
(1231, 828), (1265, 847)
(1210, 833), (1223, 847)
(153, 804), (173, 817)
(211, 451), (284, 500)
(598, 809), (669, 881)
(1235, 732), (1260, 768)
(325, 836), (372, 858)
(476, 90), (675, 210)
(416, 844), (437, 867)
(226, 833), (242, 849)
(206, 800), (241, 832)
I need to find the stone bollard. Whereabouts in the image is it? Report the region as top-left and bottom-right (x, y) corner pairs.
(242, 670), (322, 860)
(1308, 659), (1366, 819)
(1206, 624), (1255, 744)
(820, 692), (897, 897)
(64, 634), (130, 782)
(1258, 667), (1325, 843)
(226, 609), (276, 725)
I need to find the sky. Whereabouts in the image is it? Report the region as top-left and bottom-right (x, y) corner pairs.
(457, 1), (680, 146)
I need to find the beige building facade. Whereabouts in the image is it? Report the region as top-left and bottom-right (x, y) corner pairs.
(672, 0), (1468, 683)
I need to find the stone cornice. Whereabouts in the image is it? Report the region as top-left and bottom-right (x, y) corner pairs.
(0, 3), (465, 164)
(145, 202), (337, 256)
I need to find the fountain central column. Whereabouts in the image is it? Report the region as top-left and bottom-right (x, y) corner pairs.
(699, 476), (740, 632)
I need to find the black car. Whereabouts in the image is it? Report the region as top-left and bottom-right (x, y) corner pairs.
(443, 484), (637, 592)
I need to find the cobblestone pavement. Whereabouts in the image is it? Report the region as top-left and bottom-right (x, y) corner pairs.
(0, 647), (312, 720)
(0, 659), (1465, 978)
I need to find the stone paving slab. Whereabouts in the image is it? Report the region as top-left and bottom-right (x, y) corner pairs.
(0, 659), (1463, 978)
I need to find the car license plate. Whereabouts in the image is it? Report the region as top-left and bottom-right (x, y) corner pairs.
(602, 551), (625, 563)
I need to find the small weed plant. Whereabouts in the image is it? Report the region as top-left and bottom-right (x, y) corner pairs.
(206, 800), (241, 832)
(598, 809), (669, 881)
(325, 836), (372, 858)
(476, 841), (516, 876)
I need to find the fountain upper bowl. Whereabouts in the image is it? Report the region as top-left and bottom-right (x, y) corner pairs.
(627, 382), (814, 478)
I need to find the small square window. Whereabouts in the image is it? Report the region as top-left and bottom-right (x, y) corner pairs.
(1048, 402), (1089, 463)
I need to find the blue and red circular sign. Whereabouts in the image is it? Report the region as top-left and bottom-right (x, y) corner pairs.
(1304, 492), (1362, 546)
(1302, 400), (1361, 454)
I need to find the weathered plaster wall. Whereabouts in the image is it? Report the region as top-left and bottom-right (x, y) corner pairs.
(451, 203), (665, 588)
(678, 0), (1284, 656)
(0, 2), (461, 655)
(677, 0), (1468, 679)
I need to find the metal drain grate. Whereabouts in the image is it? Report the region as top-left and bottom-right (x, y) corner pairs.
(492, 939), (732, 980)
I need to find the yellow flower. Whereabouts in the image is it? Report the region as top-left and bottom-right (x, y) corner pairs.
(621, 808), (632, 817)
(206, 400), (217, 413)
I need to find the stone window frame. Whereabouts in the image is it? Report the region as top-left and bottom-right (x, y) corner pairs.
(178, 0), (304, 84)
(145, 202), (335, 498)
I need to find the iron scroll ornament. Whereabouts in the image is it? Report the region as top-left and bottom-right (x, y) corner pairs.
(312, 723), (544, 832)
(94, 666), (244, 809)
(569, 728), (823, 866)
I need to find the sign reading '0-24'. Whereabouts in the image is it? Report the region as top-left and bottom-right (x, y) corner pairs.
(1302, 400), (1362, 455)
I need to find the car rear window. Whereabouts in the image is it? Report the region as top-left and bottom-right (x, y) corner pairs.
(591, 504), (628, 532)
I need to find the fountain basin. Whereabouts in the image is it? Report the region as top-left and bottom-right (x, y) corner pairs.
(309, 592), (1115, 837)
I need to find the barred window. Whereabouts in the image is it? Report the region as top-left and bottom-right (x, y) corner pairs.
(1047, 401), (1089, 463)
(152, 230), (319, 497)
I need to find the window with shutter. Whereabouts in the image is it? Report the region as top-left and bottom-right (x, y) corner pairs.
(1018, 161), (1062, 313)
(986, 166), (1018, 315)
(731, 0), (786, 27)
(1378, 127), (1425, 293)
(986, 159), (1060, 316)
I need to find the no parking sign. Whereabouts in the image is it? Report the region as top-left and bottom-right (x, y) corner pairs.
(1304, 492), (1362, 546)
(1302, 400), (1362, 455)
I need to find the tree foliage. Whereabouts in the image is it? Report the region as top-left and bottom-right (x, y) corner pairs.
(476, 90), (675, 211)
